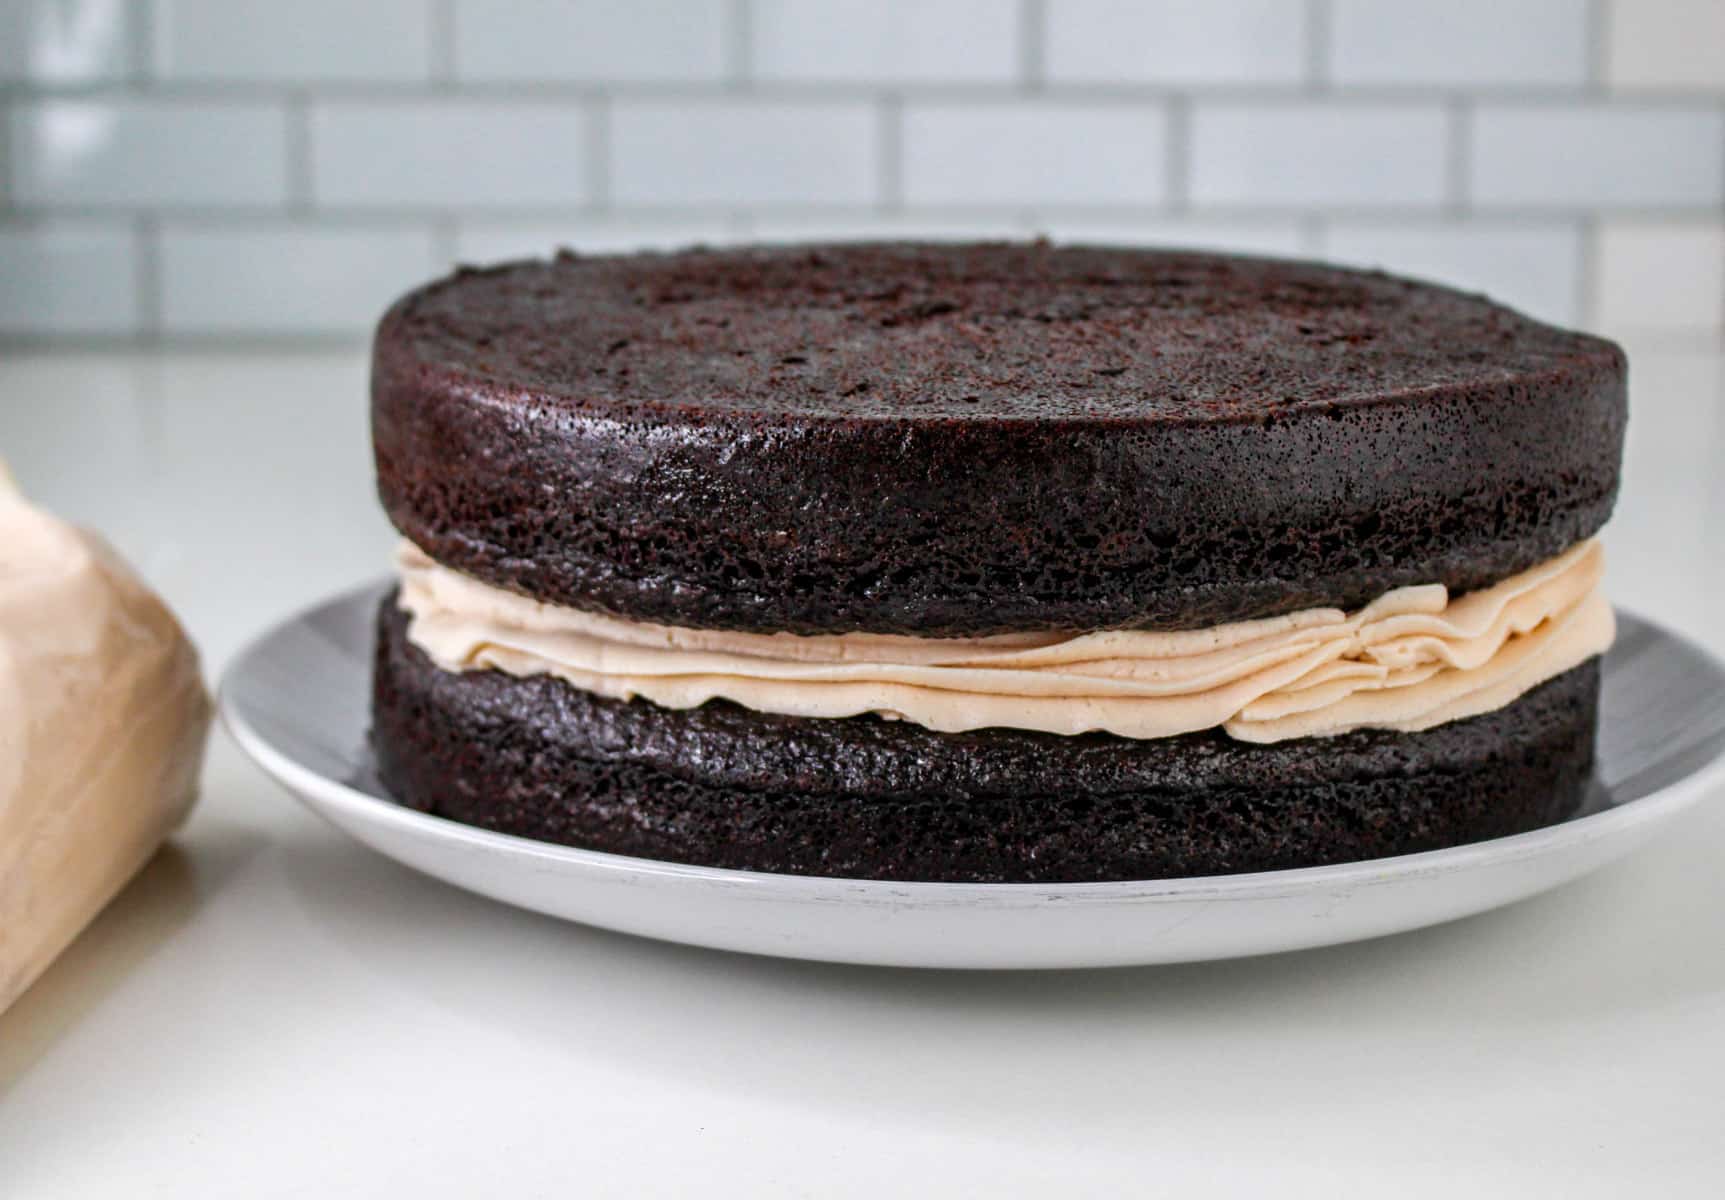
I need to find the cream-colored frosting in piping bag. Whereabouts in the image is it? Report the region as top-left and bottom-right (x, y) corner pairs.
(0, 465), (211, 1014)
(398, 537), (1613, 744)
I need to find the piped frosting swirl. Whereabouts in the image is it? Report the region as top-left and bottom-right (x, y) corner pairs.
(397, 539), (1612, 744)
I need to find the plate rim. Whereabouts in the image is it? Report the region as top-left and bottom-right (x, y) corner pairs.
(218, 582), (1725, 907)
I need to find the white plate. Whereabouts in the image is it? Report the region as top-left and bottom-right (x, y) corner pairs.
(220, 586), (1725, 969)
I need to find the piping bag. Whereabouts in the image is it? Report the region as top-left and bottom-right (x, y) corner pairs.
(0, 459), (211, 1013)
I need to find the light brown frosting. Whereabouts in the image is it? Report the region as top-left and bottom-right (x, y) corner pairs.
(0, 465), (211, 1013)
(397, 538), (1613, 744)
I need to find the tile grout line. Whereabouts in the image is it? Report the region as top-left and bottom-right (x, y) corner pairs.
(0, 331), (365, 351)
(1445, 97), (1472, 219)
(877, 93), (903, 213)
(1719, 97), (1725, 222)
(430, 0), (458, 87)
(133, 0), (156, 82)
(1164, 96), (1189, 213)
(286, 90), (313, 214)
(1019, 0), (1045, 92)
(0, 98), (11, 214)
(727, 0), (753, 92)
(1305, 0), (1331, 94)
(121, 0), (160, 352)
(13, 201), (1725, 226)
(6, 79), (1725, 105)
(1585, 0), (1610, 97)
(586, 93), (612, 214)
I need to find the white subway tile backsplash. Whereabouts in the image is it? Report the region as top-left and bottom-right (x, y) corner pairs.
(1190, 103), (1448, 208)
(902, 103), (1168, 206)
(1032, 218), (1308, 259)
(1, 1), (1721, 343)
(1606, 0), (1725, 91)
(1610, 349), (1724, 614)
(1594, 222), (1725, 334)
(1471, 105), (1725, 208)
(310, 102), (592, 209)
(1329, 0), (1589, 87)
(612, 101), (878, 206)
(752, 0), (1017, 84)
(0, 0), (133, 84)
(152, 0), (431, 82)
(1045, 0), (1306, 86)
(1321, 222), (1583, 325)
(159, 225), (436, 335)
(0, 222), (137, 335)
(453, 0), (727, 83)
(9, 100), (288, 208)
(453, 220), (744, 265)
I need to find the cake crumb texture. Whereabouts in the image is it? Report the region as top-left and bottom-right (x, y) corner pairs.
(374, 242), (1626, 634)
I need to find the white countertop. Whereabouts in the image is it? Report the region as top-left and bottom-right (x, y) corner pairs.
(2, 349), (1723, 1197)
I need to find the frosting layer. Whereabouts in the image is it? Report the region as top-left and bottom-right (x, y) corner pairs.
(397, 539), (1612, 744)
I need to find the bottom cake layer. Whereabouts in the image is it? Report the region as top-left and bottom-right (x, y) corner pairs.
(371, 598), (1601, 883)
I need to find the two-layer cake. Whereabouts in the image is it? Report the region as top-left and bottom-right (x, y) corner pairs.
(369, 242), (1625, 882)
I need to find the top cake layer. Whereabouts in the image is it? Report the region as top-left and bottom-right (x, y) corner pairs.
(373, 242), (1626, 635)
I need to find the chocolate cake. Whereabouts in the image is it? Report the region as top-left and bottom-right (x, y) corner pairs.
(369, 242), (1626, 882)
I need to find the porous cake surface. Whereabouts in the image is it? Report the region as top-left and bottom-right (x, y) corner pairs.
(373, 242), (1627, 636)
